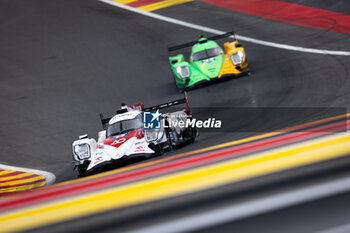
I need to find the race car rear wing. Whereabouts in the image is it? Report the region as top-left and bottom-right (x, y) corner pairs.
(99, 92), (192, 129)
(145, 92), (192, 114)
(167, 31), (235, 52)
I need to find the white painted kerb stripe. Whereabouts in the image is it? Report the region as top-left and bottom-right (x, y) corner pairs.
(99, 0), (350, 56)
(0, 164), (56, 186)
(127, 176), (350, 233)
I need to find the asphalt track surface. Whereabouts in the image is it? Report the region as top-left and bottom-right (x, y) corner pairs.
(0, 0), (350, 232)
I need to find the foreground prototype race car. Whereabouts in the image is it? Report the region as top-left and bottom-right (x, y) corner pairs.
(72, 93), (198, 176)
(168, 31), (249, 91)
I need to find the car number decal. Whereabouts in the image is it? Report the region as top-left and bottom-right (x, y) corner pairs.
(111, 138), (126, 145)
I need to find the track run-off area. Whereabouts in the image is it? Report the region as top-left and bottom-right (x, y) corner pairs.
(0, 0), (350, 232)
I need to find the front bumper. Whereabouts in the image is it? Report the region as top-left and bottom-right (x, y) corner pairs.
(83, 152), (155, 173)
(184, 71), (249, 90)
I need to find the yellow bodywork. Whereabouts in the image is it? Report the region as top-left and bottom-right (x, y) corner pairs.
(218, 40), (249, 78)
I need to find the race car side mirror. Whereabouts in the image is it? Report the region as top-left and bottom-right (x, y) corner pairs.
(136, 131), (144, 139)
(79, 134), (88, 139)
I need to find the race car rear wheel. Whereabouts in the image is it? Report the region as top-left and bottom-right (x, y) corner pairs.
(164, 128), (173, 151)
(185, 126), (198, 143)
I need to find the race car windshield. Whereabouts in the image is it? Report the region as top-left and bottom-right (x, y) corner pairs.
(192, 47), (222, 61)
(107, 115), (143, 137)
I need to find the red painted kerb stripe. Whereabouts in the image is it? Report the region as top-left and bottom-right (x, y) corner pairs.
(0, 171), (23, 179)
(201, 0), (350, 34)
(0, 174), (42, 184)
(0, 179), (45, 189)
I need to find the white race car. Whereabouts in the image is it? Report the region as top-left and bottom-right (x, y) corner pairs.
(72, 93), (198, 176)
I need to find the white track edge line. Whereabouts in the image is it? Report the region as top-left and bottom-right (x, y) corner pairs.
(0, 164), (56, 186)
(99, 0), (350, 56)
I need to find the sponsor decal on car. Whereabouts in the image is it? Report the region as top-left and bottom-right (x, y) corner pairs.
(202, 57), (215, 63)
(94, 156), (104, 165)
(134, 146), (144, 152)
(135, 140), (145, 145)
(112, 133), (128, 139)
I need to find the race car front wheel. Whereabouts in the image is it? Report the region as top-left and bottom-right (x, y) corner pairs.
(76, 161), (89, 177)
(149, 143), (163, 156)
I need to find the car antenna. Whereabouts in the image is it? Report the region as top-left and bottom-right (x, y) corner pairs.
(232, 28), (236, 40)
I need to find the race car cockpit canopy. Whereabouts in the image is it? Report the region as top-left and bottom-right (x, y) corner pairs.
(192, 46), (222, 61)
(106, 113), (143, 137)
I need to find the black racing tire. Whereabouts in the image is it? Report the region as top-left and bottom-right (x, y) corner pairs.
(77, 165), (88, 177)
(183, 126), (198, 143)
(188, 128), (197, 143)
(149, 143), (163, 156)
(191, 127), (199, 142)
(155, 144), (163, 156)
(165, 128), (173, 151)
(76, 161), (90, 177)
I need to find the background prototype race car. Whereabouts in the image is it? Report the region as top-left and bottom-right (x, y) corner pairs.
(72, 93), (198, 176)
(168, 31), (249, 91)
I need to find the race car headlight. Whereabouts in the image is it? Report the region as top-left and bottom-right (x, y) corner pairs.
(73, 144), (91, 160)
(145, 129), (159, 142)
(176, 66), (190, 78)
(230, 51), (244, 65)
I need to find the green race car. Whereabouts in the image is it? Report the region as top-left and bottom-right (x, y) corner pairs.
(168, 32), (249, 91)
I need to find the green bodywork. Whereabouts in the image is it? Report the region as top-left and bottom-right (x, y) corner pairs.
(169, 38), (224, 90)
